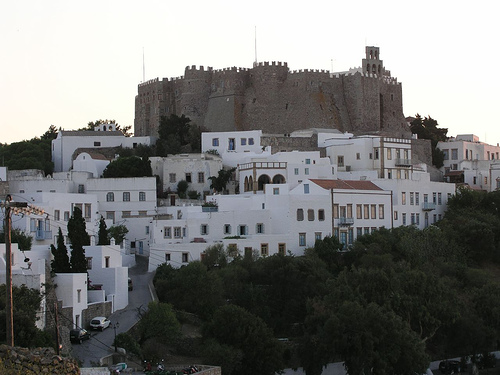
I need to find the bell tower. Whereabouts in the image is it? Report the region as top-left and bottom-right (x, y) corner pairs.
(363, 46), (385, 76)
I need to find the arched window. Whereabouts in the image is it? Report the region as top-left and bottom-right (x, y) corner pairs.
(248, 176), (253, 192)
(366, 63), (370, 73)
(106, 192), (114, 202)
(272, 174), (286, 184)
(244, 176), (249, 192)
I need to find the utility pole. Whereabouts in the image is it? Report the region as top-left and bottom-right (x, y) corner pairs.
(2, 195), (43, 347)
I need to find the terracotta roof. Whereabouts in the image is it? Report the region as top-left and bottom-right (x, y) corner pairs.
(444, 170), (464, 176)
(310, 179), (383, 191)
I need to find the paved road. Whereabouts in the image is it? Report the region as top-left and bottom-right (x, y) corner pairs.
(71, 255), (154, 368)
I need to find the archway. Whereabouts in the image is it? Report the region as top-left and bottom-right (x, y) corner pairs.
(272, 174), (286, 184)
(257, 174), (271, 191)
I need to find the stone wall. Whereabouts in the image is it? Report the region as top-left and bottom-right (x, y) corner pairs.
(134, 49), (411, 140)
(0, 345), (79, 374)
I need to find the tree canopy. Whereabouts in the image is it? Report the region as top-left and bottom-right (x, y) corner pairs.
(50, 227), (71, 273)
(410, 114), (448, 168)
(102, 156), (152, 178)
(209, 167), (236, 193)
(67, 207), (89, 273)
(156, 114), (205, 155)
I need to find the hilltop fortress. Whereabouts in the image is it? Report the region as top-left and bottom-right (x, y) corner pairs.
(134, 46), (410, 139)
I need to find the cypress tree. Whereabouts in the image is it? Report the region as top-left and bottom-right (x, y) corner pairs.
(50, 227), (71, 273)
(68, 207), (90, 273)
(97, 216), (109, 245)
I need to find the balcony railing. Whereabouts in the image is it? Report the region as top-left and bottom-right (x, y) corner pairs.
(338, 217), (354, 226)
(395, 158), (412, 167)
(35, 229), (52, 241)
(422, 202), (436, 211)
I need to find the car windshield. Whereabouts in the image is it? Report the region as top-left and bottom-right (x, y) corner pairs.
(91, 320), (100, 324)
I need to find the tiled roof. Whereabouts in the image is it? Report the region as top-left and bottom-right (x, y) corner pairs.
(310, 179), (383, 191)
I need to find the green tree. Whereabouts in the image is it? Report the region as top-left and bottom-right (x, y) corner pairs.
(410, 114), (447, 168)
(208, 167), (236, 193)
(177, 180), (189, 199)
(108, 224), (129, 245)
(0, 228), (32, 250)
(138, 302), (181, 345)
(67, 207), (89, 273)
(97, 216), (109, 245)
(0, 284), (54, 347)
(50, 227), (71, 273)
(102, 156), (152, 178)
(203, 304), (284, 375)
(156, 114), (204, 154)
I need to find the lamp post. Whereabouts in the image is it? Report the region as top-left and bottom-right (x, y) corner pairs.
(2, 195), (43, 347)
(113, 322), (120, 352)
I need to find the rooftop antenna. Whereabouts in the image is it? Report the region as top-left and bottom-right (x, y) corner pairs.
(142, 47), (145, 82)
(254, 26), (257, 67)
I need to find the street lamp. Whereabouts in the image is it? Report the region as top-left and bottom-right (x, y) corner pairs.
(113, 322), (120, 352)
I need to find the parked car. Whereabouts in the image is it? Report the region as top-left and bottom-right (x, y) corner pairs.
(128, 277), (133, 291)
(439, 360), (461, 374)
(70, 328), (90, 344)
(90, 316), (111, 331)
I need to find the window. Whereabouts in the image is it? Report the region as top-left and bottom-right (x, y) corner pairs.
(78, 184), (85, 193)
(139, 192), (146, 201)
(182, 253), (189, 263)
(198, 172), (205, 183)
(451, 149), (458, 160)
(228, 138), (235, 150)
(84, 204), (91, 221)
(260, 243), (268, 256)
(387, 148), (392, 160)
(294, 168), (299, 175)
(77, 289), (81, 303)
(318, 209), (325, 221)
(379, 205), (384, 219)
(308, 209), (315, 221)
(443, 149), (449, 160)
(364, 227), (370, 235)
(473, 176), (477, 185)
(54, 210), (60, 221)
(364, 205), (369, 219)
(394, 211), (398, 220)
(433, 192), (437, 204)
(402, 213), (407, 225)
(94, 141), (101, 146)
(402, 192), (406, 205)
(105, 256), (110, 268)
(241, 138), (247, 145)
(123, 192), (130, 202)
(238, 225), (248, 236)
(416, 213), (420, 225)
(169, 173), (176, 183)
(86, 257), (92, 270)
(212, 138), (219, 147)
(304, 184), (309, 194)
(304, 168), (309, 175)
(347, 204), (352, 218)
(371, 205), (377, 219)
(278, 243), (286, 255)
(146, 226), (149, 235)
(411, 213), (415, 225)
(315, 232), (322, 241)
(224, 224), (231, 235)
(106, 211), (115, 223)
(174, 227), (182, 238)
(438, 193), (442, 205)
(299, 233), (306, 246)
(164, 227), (172, 238)
(348, 228), (354, 244)
(256, 223), (264, 234)
(248, 138), (254, 145)
(165, 253), (171, 262)
(356, 204), (362, 219)
(297, 209), (304, 221)
(374, 148), (379, 160)
(122, 211), (131, 217)
(106, 192), (114, 202)
(357, 227), (362, 237)
(337, 156), (344, 167)
(410, 192), (414, 205)
(200, 224), (209, 235)
(415, 193), (420, 205)
(356, 153), (361, 160)
(185, 173), (192, 183)
(273, 188), (280, 195)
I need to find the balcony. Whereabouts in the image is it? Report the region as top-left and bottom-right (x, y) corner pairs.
(422, 202), (436, 211)
(35, 229), (52, 241)
(395, 158), (412, 167)
(338, 217), (354, 226)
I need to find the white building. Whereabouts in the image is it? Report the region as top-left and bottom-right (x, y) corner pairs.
(150, 153), (223, 197)
(52, 123), (154, 173)
(437, 134), (500, 191)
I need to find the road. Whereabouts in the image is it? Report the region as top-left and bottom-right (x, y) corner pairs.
(71, 254), (154, 368)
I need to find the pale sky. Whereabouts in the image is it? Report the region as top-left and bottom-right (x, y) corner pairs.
(2, 0), (499, 145)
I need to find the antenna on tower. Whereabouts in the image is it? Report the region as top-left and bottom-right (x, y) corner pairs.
(142, 47), (145, 82)
(254, 26), (257, 67)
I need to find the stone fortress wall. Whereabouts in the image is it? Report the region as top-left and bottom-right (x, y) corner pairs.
(134, 46), (411, 140)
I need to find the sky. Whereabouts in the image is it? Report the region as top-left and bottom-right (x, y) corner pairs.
(1, 0), (499, 145)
